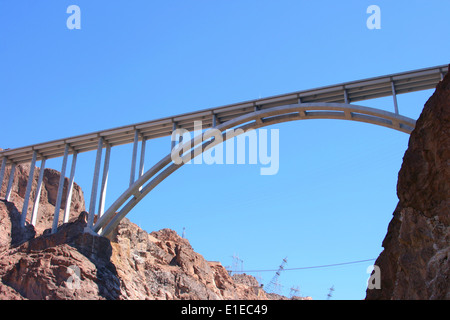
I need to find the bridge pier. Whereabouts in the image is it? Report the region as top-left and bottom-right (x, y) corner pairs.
(0, 158), (6, 198)
(87, 137), (104, 229)
(391, 80), (399, 115)
(170, 121), (186, 153)
(139, 138), (146, 178)
(51, 144), (69, 234)
(344, 89), (350, 104)
(63, 151), (78, 223)
(30, 157), (46, 226)
(20, 151), (37, 226)
(5, 163), (16, 202)
(171, 122), (177, 151)
(98, 143), (111, 218)
(130, 129), (139, 186)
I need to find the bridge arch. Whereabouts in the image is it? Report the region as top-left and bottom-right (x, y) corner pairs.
(93, 102), (415, 237)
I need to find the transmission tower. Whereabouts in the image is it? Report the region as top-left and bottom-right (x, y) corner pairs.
(254, 273), (263, 287)
(326, 285), (335, 300)
(289, 285), (301, 298)
(265, 257), (288, 295)
(231, 253), (244, 275)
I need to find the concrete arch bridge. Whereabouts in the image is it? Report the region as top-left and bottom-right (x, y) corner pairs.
(0, 64), (447, 237)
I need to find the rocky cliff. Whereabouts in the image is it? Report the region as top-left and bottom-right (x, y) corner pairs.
(0, 164), (307, 300)
(0, 164), (85, 237)
(365, 69), (450, 299)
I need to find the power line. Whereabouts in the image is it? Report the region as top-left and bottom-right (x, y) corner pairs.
(234, 258), (376, 273)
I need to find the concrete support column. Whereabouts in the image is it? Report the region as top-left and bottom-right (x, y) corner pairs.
(344, 89), (350, 104)
(51, 144), (69, 234)
(98, 143), (111, 218)
(87, 137), (104, 229)
(171, 122), (177, 151)
(5, 163), (16, 202)
(129, 130), (139, 186)
(0, 158), (7, 197)
(139, 138), (146, 178)
(63, 151), (78, 223)
(30, 158), (46, 226)
(391, 80), (399, 115)
(20, 150), (38, 226)
(212, 114), (217, 128)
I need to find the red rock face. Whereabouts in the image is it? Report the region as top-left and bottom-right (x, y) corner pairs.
(0, 203), (273, 300)
(0, 210), (120, 300)
(107, 218), (271, 300)
(0, 163), (308, 300)
(0, 164), (85, 235)
(366, 68), (450, 300)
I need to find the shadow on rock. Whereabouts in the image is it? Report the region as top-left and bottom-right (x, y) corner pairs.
(2, 211), (121, 300)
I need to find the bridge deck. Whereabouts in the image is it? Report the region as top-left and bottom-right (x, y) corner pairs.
(1, 64), (447, 164)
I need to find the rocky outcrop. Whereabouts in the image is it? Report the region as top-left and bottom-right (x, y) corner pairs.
(0, 164), (304, 300)
(103, 217), (270, 299)
(366, 69), (450, 299)
(0, 164), (85, 236)
(0, 200), (35, 253)
(0, 203), (273, 300)
(0, 209), (120, 300)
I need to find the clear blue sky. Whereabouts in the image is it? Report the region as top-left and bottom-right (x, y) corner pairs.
(1, 1), (449, 299)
